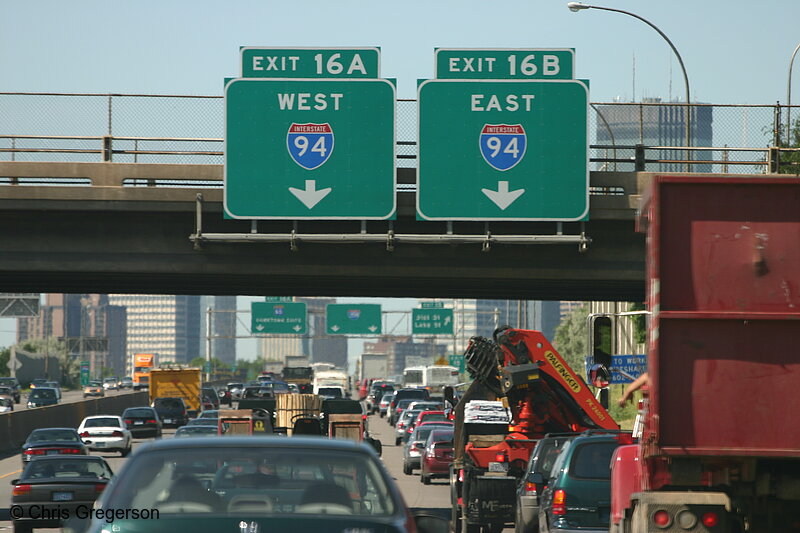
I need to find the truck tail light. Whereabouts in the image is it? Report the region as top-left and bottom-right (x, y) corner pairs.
(552, 489), (566, 515)
(701, 512), (719, 527)
(494, 452), (506, 462)
(523, 482), (537, 494)
(652, 509), (671, 527)
(13, 484), (31, 496)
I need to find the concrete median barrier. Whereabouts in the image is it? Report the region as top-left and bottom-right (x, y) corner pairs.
(0, 391), (150, 454)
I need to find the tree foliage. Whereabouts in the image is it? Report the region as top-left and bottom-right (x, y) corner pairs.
(0, 347), (9, 377)
(628, 301), (647, 344)
(552, 304), (589, 375)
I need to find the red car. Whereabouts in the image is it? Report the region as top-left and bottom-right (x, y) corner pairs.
(420, 427), (454, 485)
(405, 410), (450, 442)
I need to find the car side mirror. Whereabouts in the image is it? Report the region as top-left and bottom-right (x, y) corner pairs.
(527, 472), (545, 484)
(10, 478), (19, 485)
(412, 512), (450, 533)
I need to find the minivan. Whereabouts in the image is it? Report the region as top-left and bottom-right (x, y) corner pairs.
(538, 432), (633, 532)
(151, 397), (189, 427)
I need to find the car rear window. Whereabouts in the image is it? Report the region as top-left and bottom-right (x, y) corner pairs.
(30, 430), (80, 443)
(85, 417), (121, 428)
(30, 389), (56, 399)
(570, 442), (618, 480)
(155, 398), (184, 410)
(125, 408), (155, 417)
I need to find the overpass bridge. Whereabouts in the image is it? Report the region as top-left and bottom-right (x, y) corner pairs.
(0, 160), (648, 301)
(0, 93), (790, 301)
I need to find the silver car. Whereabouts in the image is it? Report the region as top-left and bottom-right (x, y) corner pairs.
(402, 422), (453, 475)
(394, 409), (422, 446)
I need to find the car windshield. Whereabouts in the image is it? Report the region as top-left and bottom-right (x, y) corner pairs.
(89, 381), (103, 387)
(570, 442), (618, 480)
(0, 378), (16, 386)
(103, 446), (397, 517)
(412, 424), (450, 443)
(243, 387), (274, 399)
(380, 394), (394, 402)
(30, 389), (56, 399)
(84, 417), (121, 428)
(124, 408), (155, 418)
(175, 427), (217, 438)
(22, 458), (113, 480)
(198, 411), (219, 418)
(29, 429), (80, 443)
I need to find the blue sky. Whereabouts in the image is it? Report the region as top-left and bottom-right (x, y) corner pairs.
(2, 1), (799, 356)
(2, 1), (799, 104)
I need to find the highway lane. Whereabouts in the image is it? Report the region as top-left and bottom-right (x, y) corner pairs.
(0, 408), (452, 531)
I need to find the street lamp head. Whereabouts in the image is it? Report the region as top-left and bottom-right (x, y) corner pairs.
(567, 2), (591, 12)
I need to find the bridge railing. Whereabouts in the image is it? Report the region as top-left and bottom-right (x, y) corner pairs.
(2, 92), (800, 181)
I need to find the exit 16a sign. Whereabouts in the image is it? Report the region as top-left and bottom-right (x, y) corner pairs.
(241, 47), (380, 78)
(417, 79), (588, 221)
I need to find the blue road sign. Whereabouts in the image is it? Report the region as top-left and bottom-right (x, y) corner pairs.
(585, 354), (646, 385)
(479, 124), (527, 171)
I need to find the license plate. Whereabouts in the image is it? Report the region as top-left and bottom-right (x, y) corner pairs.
(46, 450), (59, 455)
(52, 492), (74, 501)
(164, 419), (173, 424)
(95, 441), (106, 447)
(488, 461), (508, 472)
(134, 421), (144, 425)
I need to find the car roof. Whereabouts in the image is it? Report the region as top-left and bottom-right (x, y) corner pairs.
(82, 415), (121, 420)
(134, 435), (373, 454)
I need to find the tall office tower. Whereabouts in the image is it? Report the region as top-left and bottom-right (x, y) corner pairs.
(17, 294), (127, 377)
(210, 296), (236, 364)
(108, 294), (201, 373)
(595, 98), (713, 172)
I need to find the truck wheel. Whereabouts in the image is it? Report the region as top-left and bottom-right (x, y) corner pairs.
(422, 474), (431, 485)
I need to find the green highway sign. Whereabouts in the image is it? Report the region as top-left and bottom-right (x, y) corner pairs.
(80, 361), (90, 387)
(225, 78), (396, 219)
(251, 301), (307, 334)
(241, 47), (380, 78)
(265, 296), (294, 302)
(417, 79), (588, 221)
(421, 301), (444, 309)
(412, 308), (454, 335)
(326, 304), (382, 334)
(435, 48), (574, 80)
(448, 354), (466, 373)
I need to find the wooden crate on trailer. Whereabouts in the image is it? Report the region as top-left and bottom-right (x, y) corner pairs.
(275, 393), (323, 436)
(328, 413), (363, 442)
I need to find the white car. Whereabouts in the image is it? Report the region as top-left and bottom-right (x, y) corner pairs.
(78, 415), (132, 456)
(103, 378), (119, 391)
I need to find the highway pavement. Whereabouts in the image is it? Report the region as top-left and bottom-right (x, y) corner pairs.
(0, 402), (451, 531)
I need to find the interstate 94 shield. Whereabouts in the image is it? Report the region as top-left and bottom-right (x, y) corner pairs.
(479, 124), (527, 171)
(286, 123), (335, 170)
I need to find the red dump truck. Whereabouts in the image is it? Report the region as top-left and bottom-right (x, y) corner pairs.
(606, 175), (800, 532)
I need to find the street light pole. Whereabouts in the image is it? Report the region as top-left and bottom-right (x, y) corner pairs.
(787, 42), (800, 146)
(567, 2), (691, 170)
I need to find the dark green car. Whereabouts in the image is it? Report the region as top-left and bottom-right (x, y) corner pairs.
(71, 436), (445, 533)
(538, 433), (630, 532)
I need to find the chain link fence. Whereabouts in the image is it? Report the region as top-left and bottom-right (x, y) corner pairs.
(1, 92), (797, 174)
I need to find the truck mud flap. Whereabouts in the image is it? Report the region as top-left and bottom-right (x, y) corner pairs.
(465, 475), (517, 524)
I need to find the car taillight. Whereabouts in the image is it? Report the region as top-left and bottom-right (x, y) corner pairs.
(524, 481), (538, 494)
(24, 449), (45, 456)
(701, 512), (719, 527)
(494, 452), (506, 462)
(124, 419), (133, 425)
(61, 448), (82, 454)
(362, 414), (368, 421)
(95, 483), (107, 493)
(146, 419), (156, 424)
(80, 431), (90, 437)
(111, 431), (123, 437)
(12, 484), (31, 496)
(552, 489), (566, 515)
